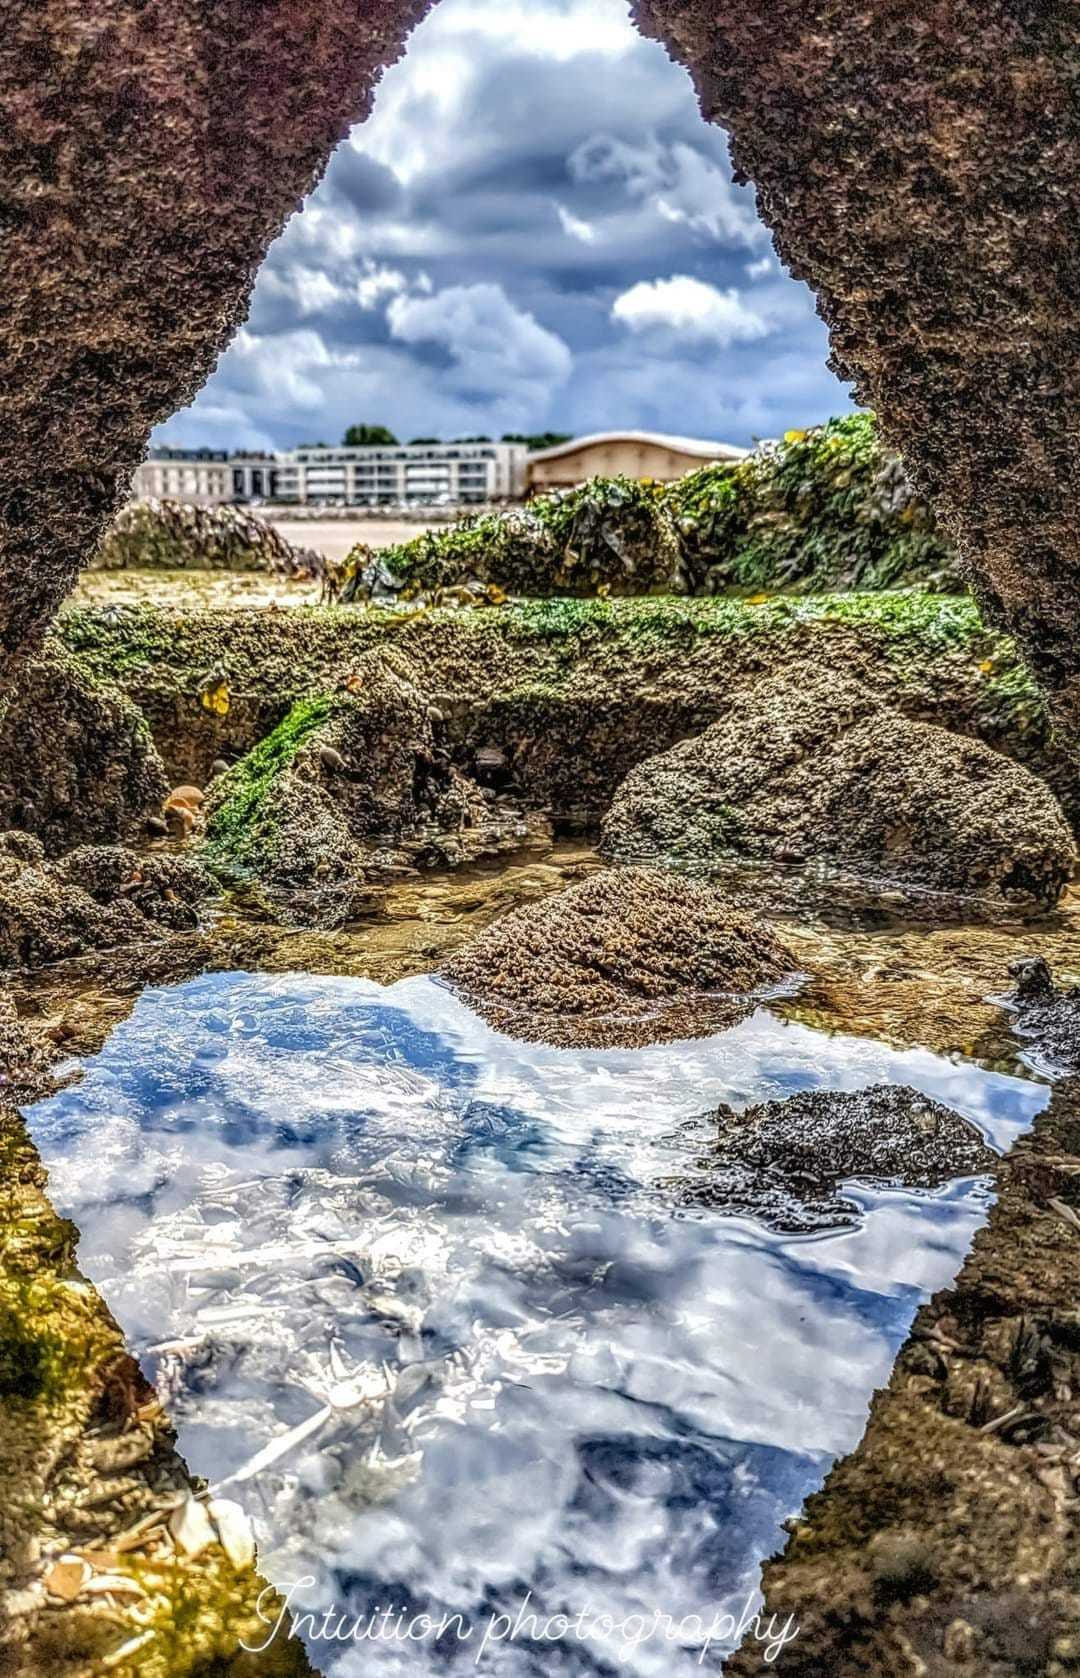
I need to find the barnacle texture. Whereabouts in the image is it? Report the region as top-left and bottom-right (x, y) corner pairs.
(633, 0), (1080, 736)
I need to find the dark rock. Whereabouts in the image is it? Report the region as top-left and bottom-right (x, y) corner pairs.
(671, 1084), (997, 1234)
(442, 866), (795, 1047)
(1002, 959), (1080, 1072)
(601, 673), (1076, 908)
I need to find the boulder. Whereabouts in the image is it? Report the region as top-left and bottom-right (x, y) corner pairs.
(93, 498), (323, 577)
(441, 865), (795, 1047)
(0, 834), (215, 969)
(672, 1084), (997, 1233)
(0, 650), (168, 853)
(601, 673), (1076, 908)
(201, 648), (535, 919)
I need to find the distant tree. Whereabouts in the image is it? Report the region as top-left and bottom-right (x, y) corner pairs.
(408, 436), (441, 445)
(502, 431), (574, 451)
(297, 440), (329, 448)
(343, 424), (399, 446)
(451, 435), (493, 444)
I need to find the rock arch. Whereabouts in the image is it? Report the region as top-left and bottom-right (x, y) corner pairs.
(3, 0), (1079, 737)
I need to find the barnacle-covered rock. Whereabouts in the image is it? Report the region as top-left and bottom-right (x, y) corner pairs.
(442, 866), (795, 1046)
(0, 649), (168, 853)
(0, 836), (215, 969)
(202, 649), (499, 917)
(671, 1084), (997, 1233)
(94, 499), (323, 578)
(601, 673), (1076, 908)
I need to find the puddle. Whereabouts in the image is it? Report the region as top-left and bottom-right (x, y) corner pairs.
(22, 970), (1046, 1672)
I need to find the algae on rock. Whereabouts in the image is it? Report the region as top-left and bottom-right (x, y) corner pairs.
(341, 416), (959, 603)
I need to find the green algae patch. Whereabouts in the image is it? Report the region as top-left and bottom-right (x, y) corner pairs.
(204, 693), (340, 875)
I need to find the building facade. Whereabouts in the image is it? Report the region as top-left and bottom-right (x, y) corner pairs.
(525, 430), (747, 491)
(275, 441), (525, 505)
(133, 448), (279, 505)
(134, 442), (526, 507)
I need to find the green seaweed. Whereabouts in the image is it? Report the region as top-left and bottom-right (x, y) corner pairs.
(204, 694), (338, 873)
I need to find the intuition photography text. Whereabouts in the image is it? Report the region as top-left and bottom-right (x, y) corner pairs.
(243, 1583), (801, 1665)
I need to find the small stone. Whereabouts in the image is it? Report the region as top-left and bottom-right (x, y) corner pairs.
(207, 1498), (256, 1570)
(44, 1557), (91, 1601)
(168, 1494), (217, 1558)
(320, 745), (347, 774)
(145, 815), (168, 837)
(167, 784), (204, 808)
(210, 758), (231, 779)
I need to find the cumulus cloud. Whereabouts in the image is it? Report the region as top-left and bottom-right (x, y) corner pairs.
(570, 134), (764, 247)
(355, 260), (410, 310)
(612, 276), (771, 346)
(155, 0), (852, 451)
(387, 282), (572, 406)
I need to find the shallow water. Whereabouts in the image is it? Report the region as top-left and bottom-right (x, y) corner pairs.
(25, 972), (1046, 1673)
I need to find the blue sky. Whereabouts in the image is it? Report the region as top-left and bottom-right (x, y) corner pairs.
(157, 0), (853, 452)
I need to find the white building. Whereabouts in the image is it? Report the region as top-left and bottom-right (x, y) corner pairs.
(273, 441), (525, 506)
(134, 450), (279, 505)
(134, 441), (526, 508)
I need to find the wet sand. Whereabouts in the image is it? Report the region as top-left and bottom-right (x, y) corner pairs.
(266, 517), (441, 564)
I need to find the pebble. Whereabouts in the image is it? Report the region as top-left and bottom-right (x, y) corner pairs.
(320, 746), (347, 774)
(168, 1494), (217, 1558)
(145, 815), (168, 837)
(210, 758), (231, 779)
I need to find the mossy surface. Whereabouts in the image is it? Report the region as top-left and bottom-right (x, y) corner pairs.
(204, 693), (340, 874)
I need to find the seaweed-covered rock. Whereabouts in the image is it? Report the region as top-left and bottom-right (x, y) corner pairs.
(0, 649), (168, 853)
(202, 649), (494, 911)
(341, 418), (956, 604)
(668, 416), (959, 595)
(341, 476), (681, 603)
(94, 498), (323, 577)
(0, 834), (215, 969)
(671, 1084), (997, 1233)
(601, 672), (1076, 908)
(442, 866), (795, 1047)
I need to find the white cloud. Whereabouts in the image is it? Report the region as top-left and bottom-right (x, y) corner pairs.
(746, 255), (776, 279)
(387, 282), (572, 403)
(355, 260), (409, 310)
(570, 134), (763, 248)
(556, 204), (598, 244)
(611, 276), (771, 346)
